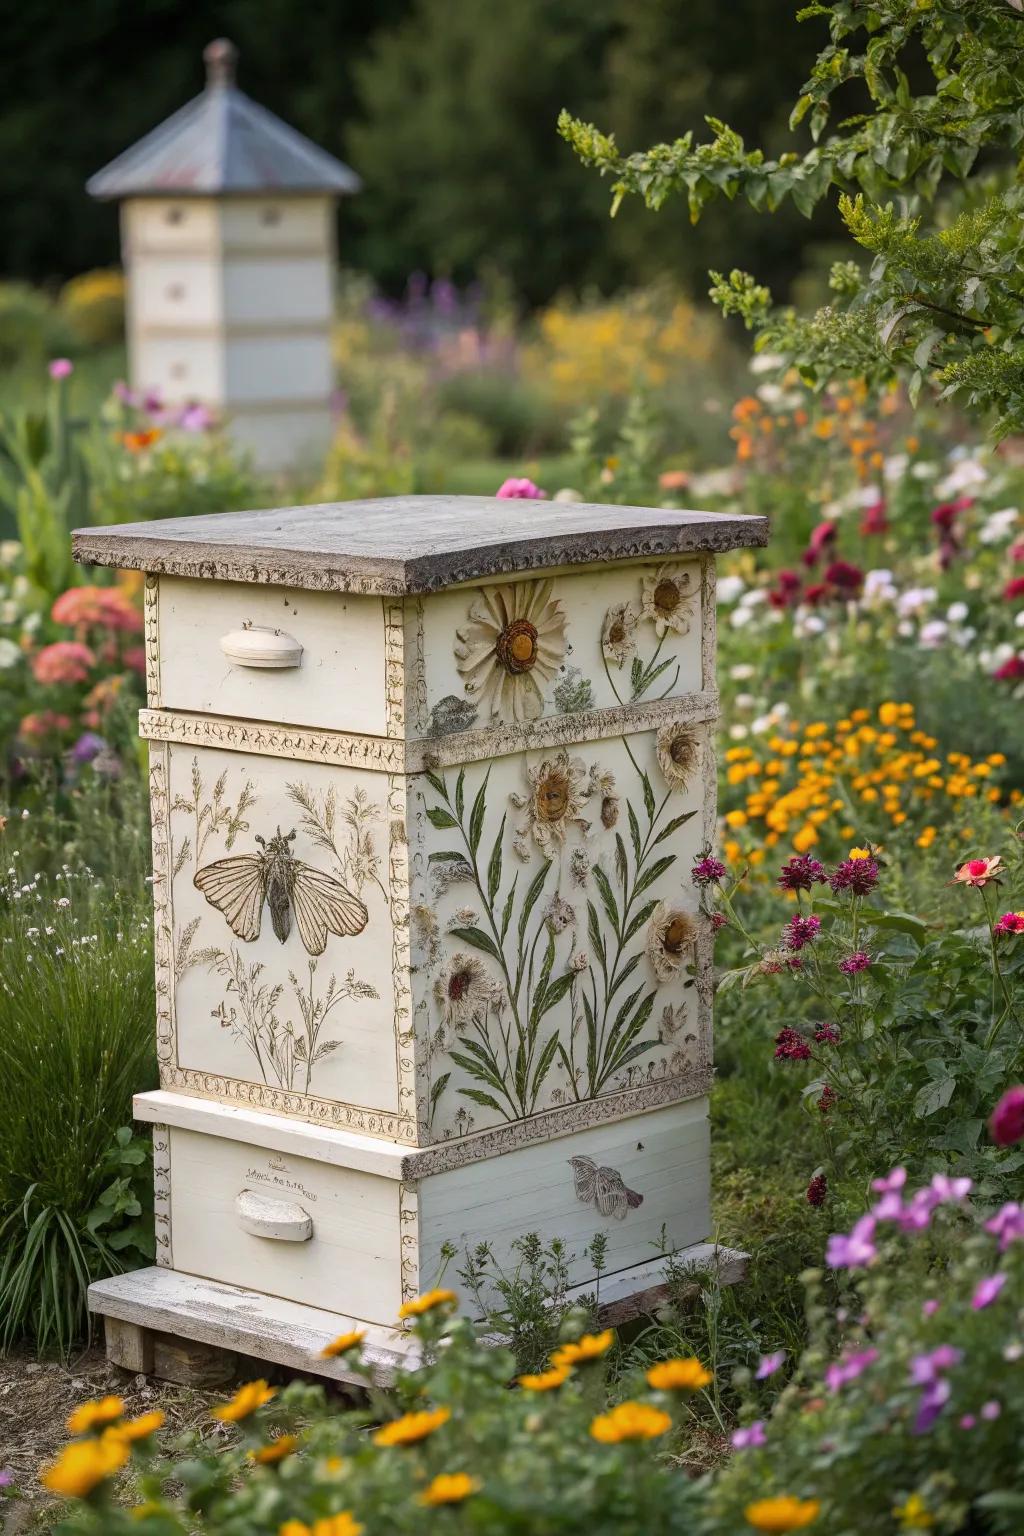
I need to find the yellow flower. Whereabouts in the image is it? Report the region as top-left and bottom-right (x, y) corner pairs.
(848, 847), (871, 860)
(590, 1401), (672, 1443)
(419, 1472), (481, 1506)
(893, 1493), (935, 1529)
(645, 1357), (713, 1392)
(108, 1411), (164, 1443)
(66, 1395), (125, 1435)
(372, 1406), (451, 1447)
(518, 1365), (572, 1391)
(279, 1514), (363, 1536)
(212, 1379), (276, 1422)
(398, 1288), (457, 1319)
(320, 1329), (366, 1357)
(550, 1329), (614, 1368)
(251, 1434), (300, 1465)
(40, 1436), (129, 1498)
(744, 1496), (821, 1531)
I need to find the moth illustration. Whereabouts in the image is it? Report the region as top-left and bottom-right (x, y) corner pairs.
(569, 1155), (644, 1220)
(194, 827), (368, 957)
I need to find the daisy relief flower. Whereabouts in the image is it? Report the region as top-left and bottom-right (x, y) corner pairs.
(511, 750), (591, 855)
(434, 952), (502, 1026)
(601, 602), (639, 666)
(646, 902), (697, 982)
(656, 722), (700, 790)
(454, 579), (566, 723)
(639, 565), (694, 638)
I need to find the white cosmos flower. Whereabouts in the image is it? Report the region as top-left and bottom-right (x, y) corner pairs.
(716, 575), (745, 605)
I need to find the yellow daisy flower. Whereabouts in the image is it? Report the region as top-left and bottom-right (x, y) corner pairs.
(744, 1495), (821, 1531)
(590, 1401), (671, 1443)
(40, 1436), (129, 1498)
(518, 1365), (572, 1391)
(418, 1472), (481, 1506)
(212, 1379), (276, 1423)
(398, 1288), (457, 1319)
(251, 1434), (299, 1465)
(320, 1329), (366, 1358)
(645, 1357), (713, 1391)
(66, 1395), (125, 1435)
(550, 1329), (614, 1368)
(372, 1406), (451, 1447)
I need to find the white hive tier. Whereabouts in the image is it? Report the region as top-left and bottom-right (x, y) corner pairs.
(74, 495), (768, 1381)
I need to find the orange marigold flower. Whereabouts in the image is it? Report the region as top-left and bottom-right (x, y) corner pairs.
(40, 1436), (129, 1498)
(279, 1513), (362, 1536)
(372, 1406), (450, 1447)
(550, 1329), (614, 1368)
(212, 1379), (276, 1423)
(590, 1401), (671, 1443)
(66, 1395), (125, 1435)
(518, 1365), (572, 1391)
(398, 1288), (457, 1319)
(320, 1329), (365, 1357)
(418, 1472), (481, 1506)
(646, 1357), (713, 1391)
(251, 1434), (299, 1465)
(108, 1411), (164, 1443)
(745, 1495), (821, 1531)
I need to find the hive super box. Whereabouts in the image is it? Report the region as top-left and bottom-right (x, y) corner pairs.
(75, 495), (767, 1381)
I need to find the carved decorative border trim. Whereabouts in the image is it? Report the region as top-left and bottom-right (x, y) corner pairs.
(150, 744), (175, 1074)
(388, 775), (417, 1132)
(144, 576), (161, 707)
(700, 556), (717, 694)
(152, 1122), (172, 1269)
(398, 1182), (420, 1304)
(383, 600), (406, 740)
(157, 1069), (419, 1143)
(139, 691), (720, 774)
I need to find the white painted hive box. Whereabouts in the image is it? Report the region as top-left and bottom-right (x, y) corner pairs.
(74, 494), (767, 1372)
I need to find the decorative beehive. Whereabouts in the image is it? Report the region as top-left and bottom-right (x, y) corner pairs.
(87, 40), (360, 473)
(75, 496), (767, 1381)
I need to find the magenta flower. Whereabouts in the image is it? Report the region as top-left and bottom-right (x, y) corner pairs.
(755, 1350), (786, 1380)
(692, 855), (728, 886)
(825, 1214), (877, 1270)
(984, 1201), (1024, 1251)
(177, 402), (214, 432)
(872, 1190), (905, 1223)
(959, 1414), (976, 1430)
(872, 1167), (907, 1195)
(806, 1173), (828, 1207)
(817, 1085), (837, 1115)
(922, 1299), (941, 1318)
(971, 1273), (1007, 1311)
(929, 1173), (972, 1204)
(981, 1400), (1002, 1421)
(825, 1347), (879, 1393)
(495, 477), (547, 500)
(990, 1085), (1024, 1146)
(814, 1022), (841, 1045)
(777, 854), (827, 892)
(774, 1027), (812, 1062)
(910, 1345), (962, 1384)
(784, 913), (821, 950)
(731, 1421), (767, 1449)
(839, 950), (871, 974)
(993, 912), (1024, 936)
(48, 357), (73, 379)
(830, 857), (879, 895)
(710, 912), (728, 932)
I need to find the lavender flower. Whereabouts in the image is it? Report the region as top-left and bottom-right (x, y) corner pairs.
(755, 1350), (786, 1380)
(971, 1273), (1007, 1311)
(731, 1421), (767, 1448)
(825, 1214), (878, 1270)
(825, 1347), (879, 1393)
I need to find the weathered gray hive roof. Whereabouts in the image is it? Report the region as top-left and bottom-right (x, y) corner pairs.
(87, 39), (360, 200)
(72, 495), (770, 597)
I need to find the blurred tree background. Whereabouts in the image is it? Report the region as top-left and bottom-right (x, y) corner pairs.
(0, 0), (836, 305)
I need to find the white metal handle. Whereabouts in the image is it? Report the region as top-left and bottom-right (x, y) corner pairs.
(235, 1188), (313, 1242)
(220, 623), (303, 669)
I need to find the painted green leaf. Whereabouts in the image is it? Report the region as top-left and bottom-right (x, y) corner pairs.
(531, 1030), (561, 1098)
(455, 767), (466, 822)
(539, 970), (576, 1017)
(518, 859), (552, 948)
(500, 874), (518, 943)
(424, 770), (448, 799)
(428, 849), (469, 865)
(632, 854), (676, 901)
(426, 806), (459, 830)
(608, 950), (643, 999)
(449, 925), (501, 961)
(641, 771), (656, 822)
(592, 864), (619, 932)
(458, 1088), (507, 1115)
(653, 809), (698, 847)
(429, 1073), (451, 1117)
(487, 814), (506, 905)
(615, 833), (629, 892)
(469, 768), (491, 857)
(627, 801), (643, 865)
(623, 900), (658, 945)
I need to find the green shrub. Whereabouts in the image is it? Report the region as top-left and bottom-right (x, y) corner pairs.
(0, 283), (73, 372)
(0, 819), (156, 1356)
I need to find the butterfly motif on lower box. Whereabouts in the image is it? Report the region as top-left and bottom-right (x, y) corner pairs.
(194, 827), (368, 957)
(569, 1155), (644, 1220)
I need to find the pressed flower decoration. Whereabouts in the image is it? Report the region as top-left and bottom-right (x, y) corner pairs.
(454, 579), (566, 722)
(639, 565), (694, 638)
(510, 750), (592, 856)
(656, 721), (700, 790)
(601, 601), (639, 665)
(434, 951), (503, 1026)
(646, 902), (697, 982)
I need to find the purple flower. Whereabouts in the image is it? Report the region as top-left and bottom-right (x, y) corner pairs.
(922, 1299), (941, 1318)
(69, 731), (107, 766)
(981, 1400), (1002, 1421)
(113, 379), (135, 405)
(838, 950), (871, 974)
(910, 1345), (962, 1385)
(784, 913), (821, 950)
(755, 1350), (786, 1380)
(959, 1414), (976, 1430)
(48, 357), (73, 379)
(990, 1084), (1024, 1146)
(971, 1273), (1007, 1311)
(826, 1214), (878, 1270)
(825, 1347), (879, 1393)
(496, 477), (546, 500)
(898, 1189), (939, 1232)
(872, 1167), (907, 1195)
(829, 857), (880, 895)
(731, 1421), (767, 1448)
(777, 854), (827, 892)
(142, 389), (163, 413)
(914, 1379), (951, 1435)
(985, 1201), (1024, 1251)
(692, 855), (728, 886)
(929, 1173), (972, 1205)
(872, 1191), (905, 1222)
(177, 402), (213, 432)
(0, 1471), (11, 1488)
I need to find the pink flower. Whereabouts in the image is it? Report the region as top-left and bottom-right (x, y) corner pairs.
(495, 477), (546, 500)
(872, 1167), (907, 1195)
(18, 710), (72, 742)
(994, 654), (1024, 680)
(710, 912), (728, 932)
(731, 1421), (767, 1448)
(777, 854), (827, 892)
(838, 950), (871, 974)
(984, 1201), (1024, 1250)
(953, 856), (1002, 887)
(802, 521), (837, 566)
(929, 1173), (972, 1204)
(981, 1400), (1002, 1421)
(825, 1214), (877, 1270)
(31, 641), (95, 686)
(48, 358), (73, 379)
(959, 1414), (976, 1430)
(784, 913), (821, 951)
(755, 1350), (786, 1380)
(825, 1347), (879, 1393)
(122, 646), (146, 676)
(830, 857), (879, 895)
(774, 1027), (812, 1062)
(910, 1344), (961, 1383)
(860, 499), (889, 536)
(1003, 576), (1024, 602)
(922, 1299), (941, 1318)
(971, 1273), (1007, 1311)
(692, 855), (728, 886)
(990, 1085), (1024, 1146)
(994, 911), (1024, 936)
(177, 402), (214, 432)
(814, 1022), (841, 1045)
(806, 1173), (828, 1206)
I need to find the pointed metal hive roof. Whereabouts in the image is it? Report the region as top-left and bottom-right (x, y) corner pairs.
(87, 40), (361, 200)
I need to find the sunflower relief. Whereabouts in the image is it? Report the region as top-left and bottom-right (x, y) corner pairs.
(454, 579), (567, 722)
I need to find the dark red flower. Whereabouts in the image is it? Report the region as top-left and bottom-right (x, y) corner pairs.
(814, 1022), (841, 1045)
(710, 912), (728, 932)
(774, 1027), (812, 1062)
(807, 1173), (828, 1207)
(692, 855), (728, 886)
(802, 521), (837, 567)
(830, 857), (879, 895)
(784, 913), (822, 951)
(817, 1086), (837, 1115)
(824, 560), (864, 594)
(994, 655), (1024, 681)
(990, 1085), (1024, 1147)
(860, 500), (889, 536)
(1003, 577), (1024, 602)
(803, 582), (829, 605)
(778, 854), (827, 892)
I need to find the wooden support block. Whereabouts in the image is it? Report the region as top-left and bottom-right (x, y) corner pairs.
(104, 1315), (154, 1374)
(151, 1333), (237, 1387)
